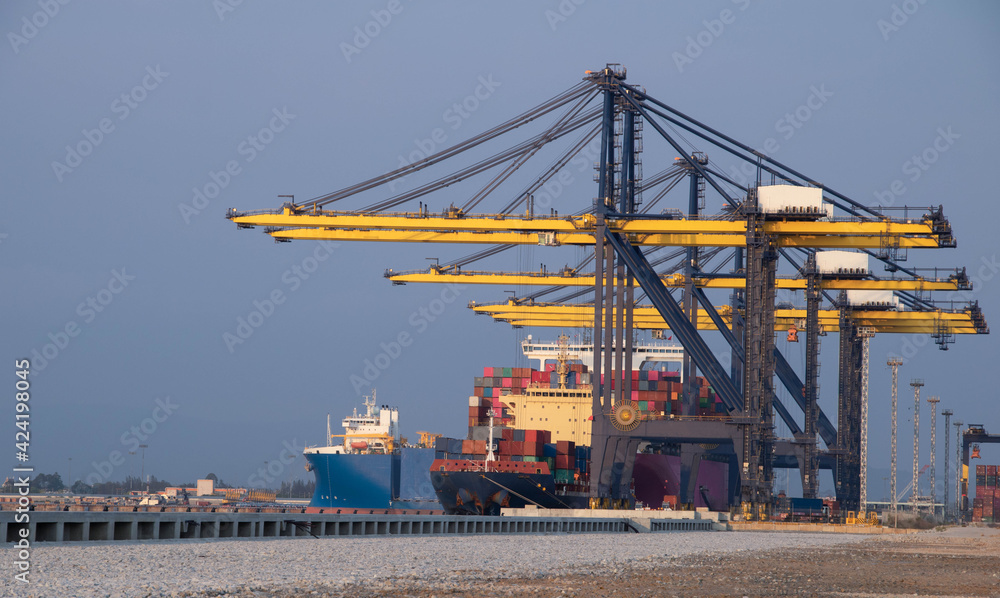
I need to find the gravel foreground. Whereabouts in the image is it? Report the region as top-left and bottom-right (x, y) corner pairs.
(2, 527), (998, 597)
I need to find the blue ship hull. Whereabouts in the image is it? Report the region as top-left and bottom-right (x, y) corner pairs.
(305, 447), (439, 510)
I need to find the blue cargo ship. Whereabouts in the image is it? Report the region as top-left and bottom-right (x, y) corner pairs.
(303, 393), (440, 510)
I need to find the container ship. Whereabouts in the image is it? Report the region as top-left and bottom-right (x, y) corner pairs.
(304, 338), (729, 514)
(303, 392), (439, 511)
(430, 336), (730, 514)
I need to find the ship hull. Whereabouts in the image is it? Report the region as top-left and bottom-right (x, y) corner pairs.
(305, 447), (438, 509)
(430, 469), (590, 515)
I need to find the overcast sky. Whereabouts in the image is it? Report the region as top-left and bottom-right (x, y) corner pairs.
(3, 1), (998, 498)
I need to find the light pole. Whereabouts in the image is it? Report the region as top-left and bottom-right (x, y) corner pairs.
(954, 421), (964, 518)
(139, 444), (148, 492)
(67, 457), (72, 492)
(942, 409), (953, 520)
(910, 379), (924, 506)
(129, 451), (136, 491)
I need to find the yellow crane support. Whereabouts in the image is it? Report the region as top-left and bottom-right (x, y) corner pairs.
(469, 302), (983, 334)
(228, 208), (949, 249)
(385, 268), (966, 292)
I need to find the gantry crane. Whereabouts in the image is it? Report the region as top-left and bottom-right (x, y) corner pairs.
(228, 64), (987, 517)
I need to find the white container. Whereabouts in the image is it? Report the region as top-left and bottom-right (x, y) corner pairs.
(758, 185), (833, 218)
(815, 250), (869, 275)
(846, 290), (899, 309)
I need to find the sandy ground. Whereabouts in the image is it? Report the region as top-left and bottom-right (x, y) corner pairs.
(317, 526), (1000, 598)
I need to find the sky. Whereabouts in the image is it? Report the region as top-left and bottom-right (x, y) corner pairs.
(2, 1), (998, 499)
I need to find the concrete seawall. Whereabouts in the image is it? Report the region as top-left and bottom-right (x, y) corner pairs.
(1, 509), (713, 544)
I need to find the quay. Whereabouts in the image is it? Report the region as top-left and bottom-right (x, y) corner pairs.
(1, 505), (717, 544)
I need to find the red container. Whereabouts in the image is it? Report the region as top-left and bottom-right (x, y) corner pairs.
(632, 370), (640, 380)
(483, 367), (494, 377)
(510, 441), (524, 455)
(555, 454), (573, 470)
(498, 440), (510, 454)
(977, 464), (987, 476)
(473, 440), (486, 454)
(988, 465), (998, 476)
(502, 428), (514, 442)
(524, 442), (543, 457)
(556, 440), (576, 455)
(648, 370), (659, 381)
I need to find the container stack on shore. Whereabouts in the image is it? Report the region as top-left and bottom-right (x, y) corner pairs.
(972, 464), (999, 523)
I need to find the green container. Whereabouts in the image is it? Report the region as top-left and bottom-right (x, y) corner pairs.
(503, 367), (513, 377)
(554, 469), (574, 483)
(638, 400), (648, 411)
(545, 457), (556, 471)
(523, 456), (540, 462)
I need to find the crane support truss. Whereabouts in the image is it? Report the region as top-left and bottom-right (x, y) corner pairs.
(837, 304), (864, 511)
(741, 196), (778, 518)
(858, 326), (876, 515)
(800, 254), (821, 499)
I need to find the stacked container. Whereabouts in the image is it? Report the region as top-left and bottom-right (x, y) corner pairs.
(972, 463), (999, 523)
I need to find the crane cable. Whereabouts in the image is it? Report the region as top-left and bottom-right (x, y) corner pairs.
(305, 81), (596, 207)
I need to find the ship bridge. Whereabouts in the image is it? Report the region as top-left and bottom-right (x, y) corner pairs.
(520, 335), (685, 376)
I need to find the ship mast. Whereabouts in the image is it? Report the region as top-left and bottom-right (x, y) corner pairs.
(486, 406), (497, 464)
(556, 334), (570, 389)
